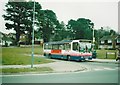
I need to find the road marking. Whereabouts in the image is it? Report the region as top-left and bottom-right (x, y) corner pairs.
(104, 68), (115, 70)
(94, 68), (103, 71)
(94, 67), (118, 71)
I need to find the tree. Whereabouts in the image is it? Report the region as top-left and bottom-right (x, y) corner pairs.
(22, 1), (42, 44)
(3, 1), (42, 45)
(96, 27), (116, 41)
(3, 2), (24, 45)
(52, 21), (69, 41)
(37, 10), (58, 42)
(67, 18), (94, 40)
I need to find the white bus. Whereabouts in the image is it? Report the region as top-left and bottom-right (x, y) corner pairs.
(43, 39), (95, 61)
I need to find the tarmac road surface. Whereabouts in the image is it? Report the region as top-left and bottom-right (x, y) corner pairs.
(1, 60), (119, 83)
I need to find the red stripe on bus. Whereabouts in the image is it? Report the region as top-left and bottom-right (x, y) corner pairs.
(51, 50), (62, 54)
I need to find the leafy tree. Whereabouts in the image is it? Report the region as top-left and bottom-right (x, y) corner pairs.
(22, 1), (42, 44)
(37, 10), (58, 42)
(67, 18), (94, 40)
(3, 2), (25, 45)
(3, 1), (42, 45)
(53, 21), (68, 41)
(109, 29), (116, 36)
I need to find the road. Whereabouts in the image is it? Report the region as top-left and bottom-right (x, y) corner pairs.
(1, 61), (119, 83)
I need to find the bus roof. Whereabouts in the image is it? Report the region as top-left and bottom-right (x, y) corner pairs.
(44, 40), (72, 45)
(79, 39), (92, 42)
(44, 39), (92, 45)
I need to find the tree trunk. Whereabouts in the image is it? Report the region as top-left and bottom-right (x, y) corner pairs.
(112, 40), (116, 49)
(15, 32), (20, 46)
(28, 31), (32, 45)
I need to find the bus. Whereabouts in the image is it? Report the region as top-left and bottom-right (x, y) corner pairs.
(43, 39), (96, 61)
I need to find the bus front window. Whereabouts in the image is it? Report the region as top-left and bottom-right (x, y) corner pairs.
(73, 42), (79, 52)
(79, 43), (85, 52)
(80, 43), (92, 52)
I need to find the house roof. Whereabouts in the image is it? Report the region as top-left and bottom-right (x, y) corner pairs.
(0, 31), (14, 41)
(2, 36), (13, 41)
(100, 35), (118, 41)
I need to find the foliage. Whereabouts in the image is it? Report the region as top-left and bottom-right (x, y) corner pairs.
(37, 10), (59, 42)
(3, 1), (118, 45)
(67, 18), (94, 40)
(3, 1), (42, 45)
(52, 21), (69, 41)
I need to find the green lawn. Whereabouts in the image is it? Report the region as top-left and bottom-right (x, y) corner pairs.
(2, 67), (53, 74)
(96, 49), (117, 59)
(1, 46), (54, 65)
(1, 46), (118, 66)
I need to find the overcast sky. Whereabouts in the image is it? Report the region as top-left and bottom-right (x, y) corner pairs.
(0, 0), (119, 34)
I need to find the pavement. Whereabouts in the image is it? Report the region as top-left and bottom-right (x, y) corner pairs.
(90, 58), (119, 63)
(0, 60), (87, 73)
(0, 58), (119, 73)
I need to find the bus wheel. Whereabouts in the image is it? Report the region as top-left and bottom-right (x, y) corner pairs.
(67, 56), (71, 61)
(43, 53), (46, 56)
(48, 54), (52, 59)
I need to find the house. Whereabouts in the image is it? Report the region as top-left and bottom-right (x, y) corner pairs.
(7, 33), (16, 39)
(99, 35), (120, 49)
(0, 32), (13, 46)
(19, 33), (43, 45)
(35, 38), (43, 45)
(19, 34), (28, 45)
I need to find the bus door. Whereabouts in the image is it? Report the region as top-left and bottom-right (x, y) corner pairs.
(72, 42), (80, 52)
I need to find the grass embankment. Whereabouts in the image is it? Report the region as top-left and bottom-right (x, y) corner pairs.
(1, 46), (54, 73)
(2, 46), (54, 65)
(1, 46), (117, 73)
(96, 49), (117, 59)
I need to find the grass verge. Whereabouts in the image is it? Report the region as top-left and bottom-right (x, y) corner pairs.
(2, 46), (54, 65)
(2, 67), (53, 74)
(96, 49), (117, 59)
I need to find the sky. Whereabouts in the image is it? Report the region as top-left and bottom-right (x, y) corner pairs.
(0, 0), (119, 34)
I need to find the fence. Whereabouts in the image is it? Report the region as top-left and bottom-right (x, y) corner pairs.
(105, 52), (117, 59)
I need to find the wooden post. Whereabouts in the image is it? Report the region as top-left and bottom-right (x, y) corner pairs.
(115, 52), (117, 59)
(106, 52), (107, 59)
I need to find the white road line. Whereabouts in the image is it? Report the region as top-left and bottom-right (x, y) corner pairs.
(104, 68), (115, 70)
(94, 68), (103, 71)
(94, 67), (118, 71)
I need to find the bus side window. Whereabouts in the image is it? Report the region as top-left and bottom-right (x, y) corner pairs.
(64, 43), (70, 50)
(44, 44), (48, 49)
(52, 44), (59, 50)
(59, 44), (64, 50)
(48, 44), (52, 49)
